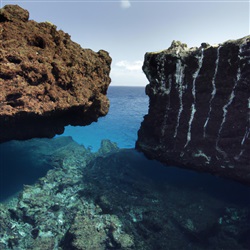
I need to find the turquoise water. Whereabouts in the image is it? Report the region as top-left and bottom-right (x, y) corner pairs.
(62, 86), (148, 151)
(0, 87), (148, 201)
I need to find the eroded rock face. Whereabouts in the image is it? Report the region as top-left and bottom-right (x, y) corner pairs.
(0, 5), (112, 142)
(136, 36), (250, 184)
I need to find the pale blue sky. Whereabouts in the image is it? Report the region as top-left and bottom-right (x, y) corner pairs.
(1, 0), (249, 86)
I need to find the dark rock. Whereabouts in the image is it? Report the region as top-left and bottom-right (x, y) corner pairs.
(0, 5), (112, 143)
(136, 36), (250, 184)
(82, 149), (250, 250)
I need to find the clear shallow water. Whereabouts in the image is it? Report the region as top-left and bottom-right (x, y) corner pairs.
(61, 86), (148, 151)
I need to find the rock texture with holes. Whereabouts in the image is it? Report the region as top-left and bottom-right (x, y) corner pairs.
(136, 36), (250, 184)
(0, 5), (111, 142)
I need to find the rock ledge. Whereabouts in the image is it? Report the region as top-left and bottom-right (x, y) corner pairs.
(0, 5), (112, 142)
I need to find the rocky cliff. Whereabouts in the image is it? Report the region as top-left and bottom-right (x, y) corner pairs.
(0, 5), (111, 142)
(136, 36), (250, 184)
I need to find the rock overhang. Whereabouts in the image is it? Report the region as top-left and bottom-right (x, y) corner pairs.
(0, 4), (112, 142)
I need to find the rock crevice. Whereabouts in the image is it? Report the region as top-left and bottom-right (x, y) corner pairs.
(136, 36), (250, 184)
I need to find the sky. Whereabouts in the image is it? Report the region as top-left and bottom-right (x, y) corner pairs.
(1, 0), (249, 86)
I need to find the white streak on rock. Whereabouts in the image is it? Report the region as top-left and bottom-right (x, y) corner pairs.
(232, 41), (250, 160)
(239, 48), (249, 145)
(174, 59), (185, 138)
(216, 44), (243, 158)
(194, 150), (211, 163)
(237, 98), (250, 159)
(203, 46), (220, 137)
(156, 53), (168, 95)
(185, 48), (204, 148)
(185, 103), (196, 147)
(241, 125), (250, 146)
(235, 149), (244, 161)
(215, 86), (236, 158)
(161, 75), (172, 137)
(156, 54), (172, 138)
(241, 97), (250, 146)
(151, 54), (165, 95)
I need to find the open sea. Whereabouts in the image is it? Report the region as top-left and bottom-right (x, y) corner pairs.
(1, 86), (250, 249)
(62, 86), (149, 151)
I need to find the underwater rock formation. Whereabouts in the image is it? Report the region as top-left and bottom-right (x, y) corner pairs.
(0, 138), (133, 250)
(0, 5), (111, 142)
(1, 138), (250, 249)
(136, 36), (250, 184)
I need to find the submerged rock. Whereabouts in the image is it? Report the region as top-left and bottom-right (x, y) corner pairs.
(136, 36), (250, 184)
(0, 138), (134, 250)
(0, 5), (112, 143)
(0, 137), (250, 249)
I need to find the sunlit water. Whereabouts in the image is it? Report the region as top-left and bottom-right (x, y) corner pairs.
(61, 86), (148, 151)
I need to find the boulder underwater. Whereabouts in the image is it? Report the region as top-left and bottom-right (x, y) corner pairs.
(0, 4), (112, 143)
(136, 36), (250, 185)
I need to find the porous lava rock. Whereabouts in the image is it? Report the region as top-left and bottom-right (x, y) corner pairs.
(136, 36), (250, 184)
(0, 5), (112, 142)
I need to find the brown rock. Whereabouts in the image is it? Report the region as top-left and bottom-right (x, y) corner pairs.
(136, 36), (250, 185)
(0, 5), (112, 142)
(0, 4), (29, 22)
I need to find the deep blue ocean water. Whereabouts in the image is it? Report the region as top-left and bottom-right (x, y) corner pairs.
(61, 86), (148, 151)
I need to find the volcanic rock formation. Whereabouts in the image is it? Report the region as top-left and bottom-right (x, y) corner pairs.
(0, 5), (111, 142)
(136, 36), (250, 184)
